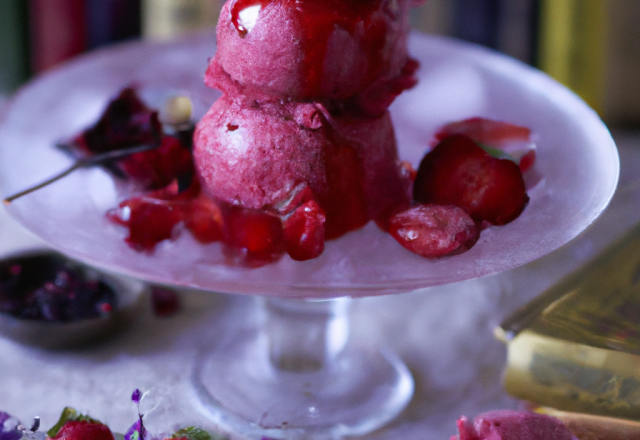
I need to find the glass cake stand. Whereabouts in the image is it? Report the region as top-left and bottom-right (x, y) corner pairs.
(0, 31), (619, 439)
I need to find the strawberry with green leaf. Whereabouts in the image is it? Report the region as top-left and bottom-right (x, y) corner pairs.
(46, 407), (114, 440)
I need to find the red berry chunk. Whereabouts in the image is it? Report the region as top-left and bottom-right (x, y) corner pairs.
(222, 204), (285, 258)
(433, 117), (531, 147)
(283, 200), (326, 261)
(389, 204), (479, 258)
(184, 193), (224, 243)
(108, 195), (184, 251)
(107, 180), (223, 251)
(414, 135), (529, 226)
(52, 421), (114, 440)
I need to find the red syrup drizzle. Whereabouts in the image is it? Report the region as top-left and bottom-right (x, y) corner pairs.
(230, 0), (392, 98)
(317, 120), (370, 240)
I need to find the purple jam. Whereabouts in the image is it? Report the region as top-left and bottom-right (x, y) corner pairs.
(0, 253), (117, 322)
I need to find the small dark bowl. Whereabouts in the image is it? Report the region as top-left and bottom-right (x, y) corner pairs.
(0, 250), (146, 349)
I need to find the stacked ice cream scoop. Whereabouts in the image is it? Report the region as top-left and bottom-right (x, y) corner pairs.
(194, 0), (424, 240)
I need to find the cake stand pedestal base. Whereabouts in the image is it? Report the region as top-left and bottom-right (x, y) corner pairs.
(192, 297), (414, 439)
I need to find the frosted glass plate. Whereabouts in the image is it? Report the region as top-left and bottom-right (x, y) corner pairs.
(0, 32), (619, 298)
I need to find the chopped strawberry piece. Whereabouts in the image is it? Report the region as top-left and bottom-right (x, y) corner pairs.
(389, 204), (479, 258)
(52, 421), (114, 440)
(107, 179), (224, 251)
(184, 194), (223, 243)
(108, 196), (184, 251)
(433, 117), (531, 147)
(222, 204), (284, 257)
(283, 200), (326, 261)
(414, 135), (529, 226)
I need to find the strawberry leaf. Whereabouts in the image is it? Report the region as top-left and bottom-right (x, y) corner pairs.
(172, 427), (226, 440)
(477, 143), (516, 162)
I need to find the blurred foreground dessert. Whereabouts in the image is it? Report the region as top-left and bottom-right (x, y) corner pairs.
(451, 409), (640, 440)
(451, 410), (577, 440)
(496, 222), (640, 419)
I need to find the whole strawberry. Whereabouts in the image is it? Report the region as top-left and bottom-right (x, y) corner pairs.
(51, 421), (114, 440)
(47, 408), (113, 440)
(413, 134), (529, 226)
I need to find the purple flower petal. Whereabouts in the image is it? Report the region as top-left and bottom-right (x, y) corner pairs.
(124, 419), (146, 440)
(0, 413), (22, 440)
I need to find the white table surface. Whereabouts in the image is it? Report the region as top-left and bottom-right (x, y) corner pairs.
(0, 130), (638, 440)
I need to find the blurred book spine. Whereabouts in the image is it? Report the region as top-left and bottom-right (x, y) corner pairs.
(497, 222), (640, 419)
(0, 2), (29, 94)
(538, 0), (640, 126)
(602, 1), (640, 127)
(86, 0), (142, 50)
(29, 0), (88, 74)
(142, 0), (221, 40)
(452, 0), (501, 50)
(410, 0), (455, 38)
(537, 0), (607, 115)
(496, 0), (539, 65)
(411, 0), (539, 65)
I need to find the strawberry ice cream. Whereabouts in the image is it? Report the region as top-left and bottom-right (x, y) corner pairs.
(210, 0), (418, 113)
(194, 0), (421, 242)
(193, 96), (411, 239)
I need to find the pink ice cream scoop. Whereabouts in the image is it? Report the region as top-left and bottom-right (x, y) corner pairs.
(193, 0), (423, 248)
(452, 410), (579, 440)
(209, 0), (418, 114)
(193, 95), (410, 239)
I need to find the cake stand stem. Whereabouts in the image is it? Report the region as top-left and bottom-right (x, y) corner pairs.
(265, 297), (350, 373)
(193, 296), (414, 439)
